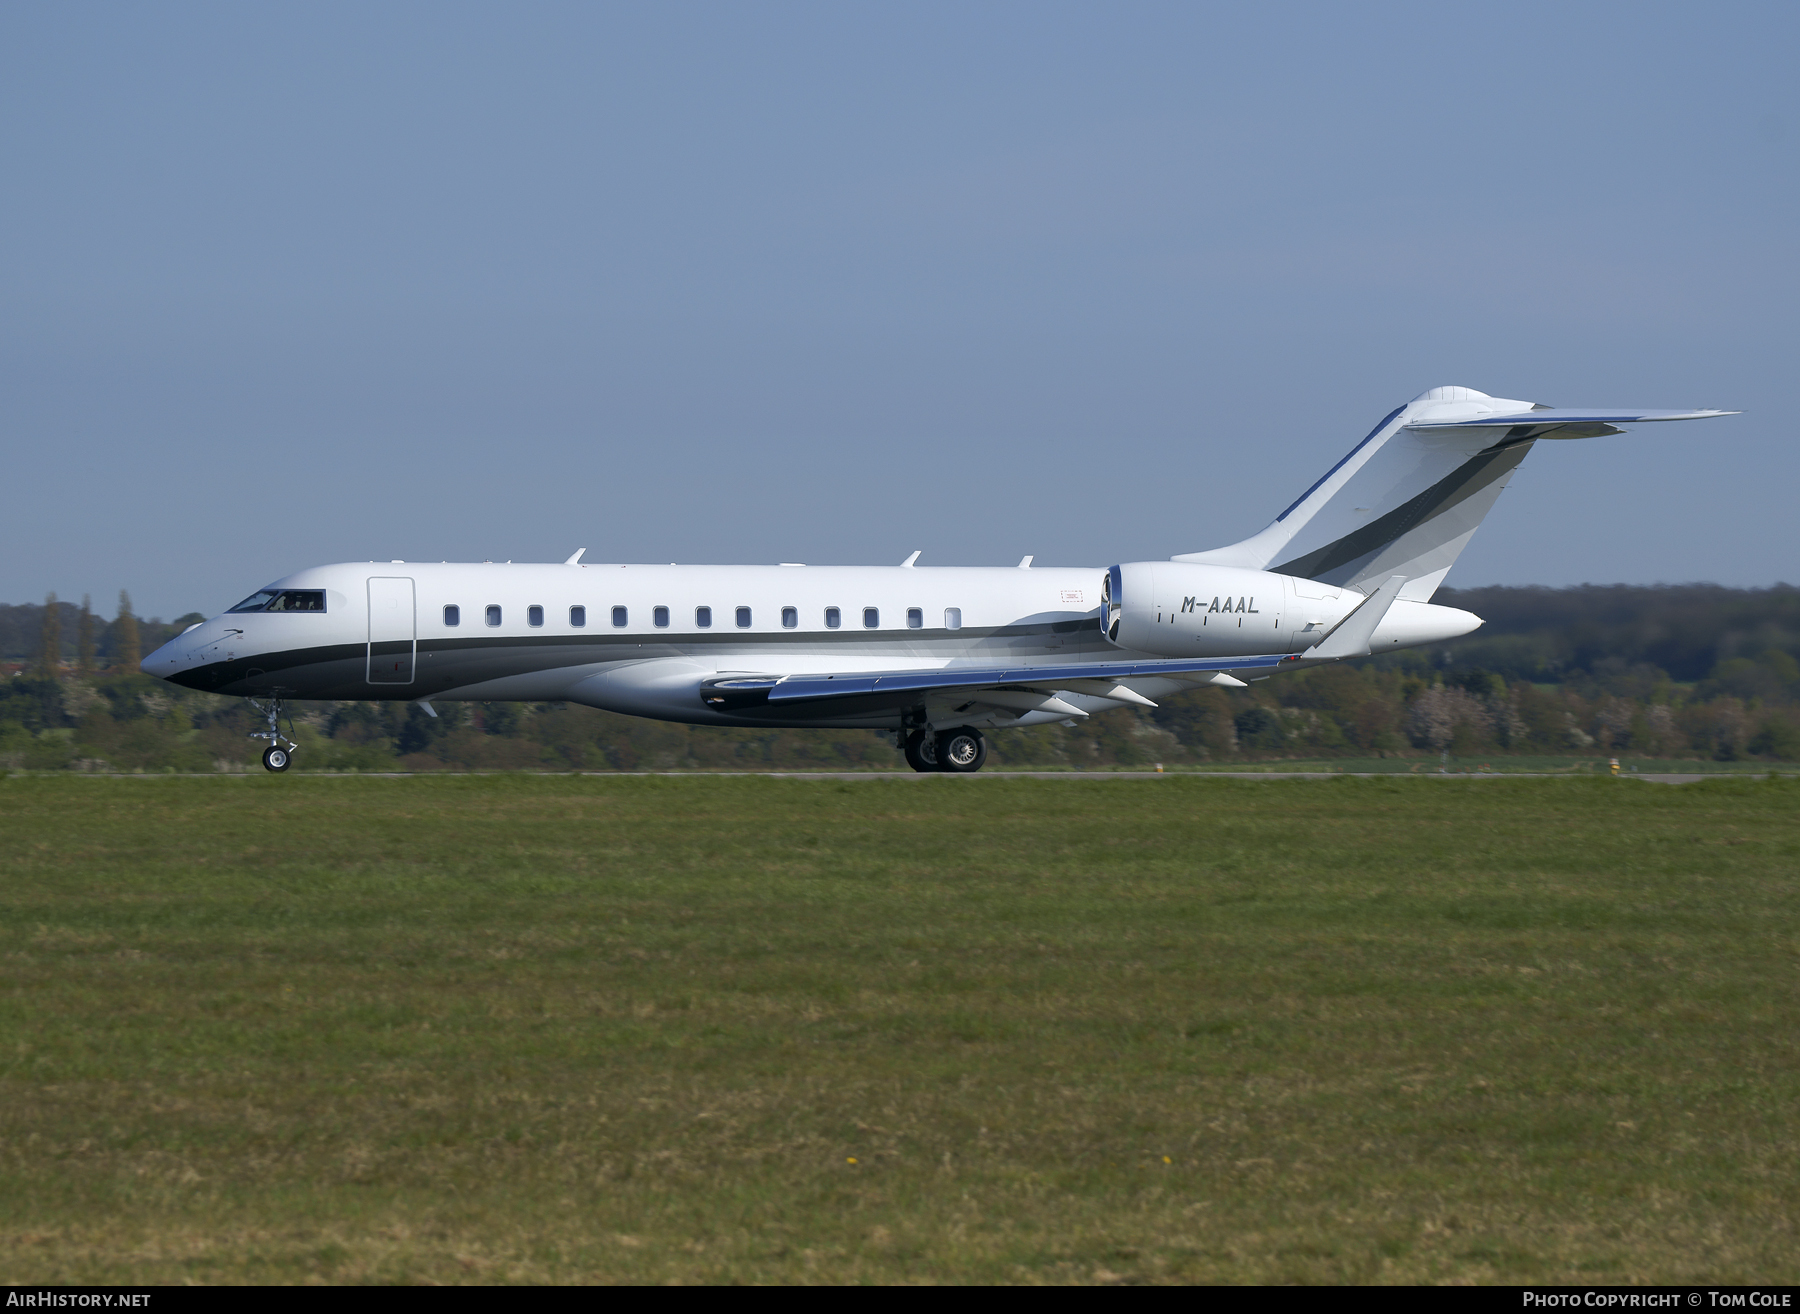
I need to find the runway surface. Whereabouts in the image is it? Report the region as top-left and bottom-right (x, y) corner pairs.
(64, 770), (1755, 783)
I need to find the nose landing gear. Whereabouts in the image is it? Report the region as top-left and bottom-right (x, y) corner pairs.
(248, 697), (298, 773)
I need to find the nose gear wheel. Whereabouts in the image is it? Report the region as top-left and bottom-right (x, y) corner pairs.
(247, 697), (298, 772)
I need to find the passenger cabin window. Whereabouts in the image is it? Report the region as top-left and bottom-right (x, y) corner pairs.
(863, 607), (879, 629)
(781, 606), (797, 629)
(444, 604), (461, 627)
(906, 607), (923, 629)
(486, 605), (502, 627)
(611, 605), (628, 627)
(527, 605), (544, 628)
(944, 607), (962, 630)
(654, 606), (670, 628)
(570, 605), (586, 627)
(736, 606), (751, 628)
(825, 607), (841, 629)
(696, 606), (712, 627)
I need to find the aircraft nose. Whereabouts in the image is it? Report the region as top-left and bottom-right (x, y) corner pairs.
(140, 639), (183, 679)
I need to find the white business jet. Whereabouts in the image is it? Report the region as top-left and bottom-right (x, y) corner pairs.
(143, 386), (1733, 772)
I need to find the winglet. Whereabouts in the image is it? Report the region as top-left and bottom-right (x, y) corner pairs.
(564, 548), (587, 566)
(1307, 574), (1407, 660)
(901, 550), (922, 568)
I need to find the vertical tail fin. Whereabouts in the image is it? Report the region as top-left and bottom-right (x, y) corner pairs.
(1175, 386), (1734, 599)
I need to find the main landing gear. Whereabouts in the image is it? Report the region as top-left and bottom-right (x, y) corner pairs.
(903, 726), (988, 774)
(248, 697), (298, 773)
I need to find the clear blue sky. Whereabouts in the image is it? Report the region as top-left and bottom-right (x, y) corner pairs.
(4, 1), (1795, 619)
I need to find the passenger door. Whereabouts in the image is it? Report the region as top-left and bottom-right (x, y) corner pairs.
(367, 577), (415, 684)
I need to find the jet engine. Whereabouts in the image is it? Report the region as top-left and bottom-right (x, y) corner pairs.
(1102, 562), (1299, 657)
(1102, 562), (1483, 658)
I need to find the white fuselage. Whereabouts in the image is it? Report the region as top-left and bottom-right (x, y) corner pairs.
(143, 558), (1480, 730)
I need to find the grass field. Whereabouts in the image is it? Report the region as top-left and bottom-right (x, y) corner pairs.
(1167, 757), (1794, 775)
(2, 774), (1797, 1284)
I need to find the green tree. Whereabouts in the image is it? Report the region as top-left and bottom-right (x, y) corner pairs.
(1749, 714), (1800, 760)
(114, 591), (140, 672)
(77, 595), (95, 677)
(37, 592), (61, 678)
(1350, 695), (1402, 753)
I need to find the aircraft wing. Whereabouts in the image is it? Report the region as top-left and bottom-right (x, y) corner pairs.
(700, 652), (1297, 712)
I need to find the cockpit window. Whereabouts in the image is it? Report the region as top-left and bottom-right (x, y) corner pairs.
(227, 589), (325, 613)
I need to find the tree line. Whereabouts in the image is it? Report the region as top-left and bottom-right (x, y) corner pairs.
(2, 583), (1796, 770)
(0, 593), (199, 678)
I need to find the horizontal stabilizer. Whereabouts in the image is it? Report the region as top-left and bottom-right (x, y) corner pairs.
(1408, 407), (1735, 428)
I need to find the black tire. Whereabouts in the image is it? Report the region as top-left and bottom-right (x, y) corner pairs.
(262, 746), (291, 773)
(936, 726), (987, 773)
(902, 729), (939, 773)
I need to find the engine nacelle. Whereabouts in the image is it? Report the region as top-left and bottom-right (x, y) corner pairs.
(1103, 562), (1296, 657)
(1102, 562), (1482, 658)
